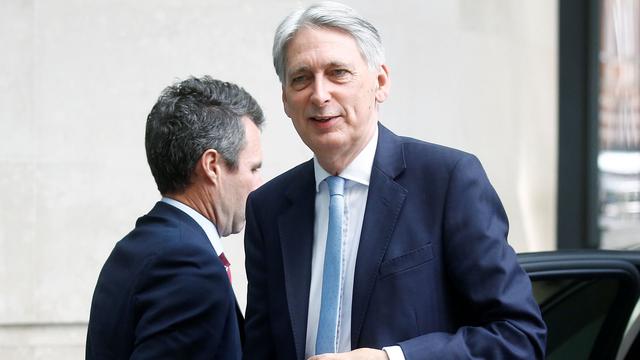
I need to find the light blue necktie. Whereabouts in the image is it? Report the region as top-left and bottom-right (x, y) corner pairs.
(316, 176), (345, 354)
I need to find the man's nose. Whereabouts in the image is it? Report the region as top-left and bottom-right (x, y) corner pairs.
(309, 77), (331, 106)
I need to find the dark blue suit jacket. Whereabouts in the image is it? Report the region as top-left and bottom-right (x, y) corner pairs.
(243, 124), (546, 359)
(87, 201), (242, 360)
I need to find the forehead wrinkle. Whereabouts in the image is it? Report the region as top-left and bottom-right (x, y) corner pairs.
(286, 27), (364, 72)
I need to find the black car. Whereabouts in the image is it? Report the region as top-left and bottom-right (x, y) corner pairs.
(520, 250), (640, 359)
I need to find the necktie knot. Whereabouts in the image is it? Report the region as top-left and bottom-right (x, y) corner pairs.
(219, 252), (232, 283)
(326, 176), (345, 197)
(218, 252), (230, 267)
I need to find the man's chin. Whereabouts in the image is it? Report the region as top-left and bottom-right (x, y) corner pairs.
(308, 136), (349, 155)
(231, 221), (246, 236)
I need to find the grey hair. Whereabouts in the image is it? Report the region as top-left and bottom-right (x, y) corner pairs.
(145, 76), (264, 195)
(273, 1), (385, 83)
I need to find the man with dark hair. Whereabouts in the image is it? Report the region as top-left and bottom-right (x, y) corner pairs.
(244, 2), (546, 360)
(87, 76), (264, 359)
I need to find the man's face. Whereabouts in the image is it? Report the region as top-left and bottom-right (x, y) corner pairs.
(282, 26), (389, 167)
(216, 117), (262, 236)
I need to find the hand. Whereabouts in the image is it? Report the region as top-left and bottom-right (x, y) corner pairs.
(308, 348), (389, 360)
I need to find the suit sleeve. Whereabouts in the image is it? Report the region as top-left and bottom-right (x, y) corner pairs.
(243, 194), (277, 359)
(398, 155), (547, 359)
(130, 242), (238, 359)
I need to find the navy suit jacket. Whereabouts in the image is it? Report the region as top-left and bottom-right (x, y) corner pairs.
(87, 201), (243, 360)
(243, 124), (546, 359)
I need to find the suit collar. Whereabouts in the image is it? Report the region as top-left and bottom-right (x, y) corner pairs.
(149, 201), (203, 232)
(146, 202), (215, 252)
(373, 123), (406, 180)
(159, 197), (224, 256)
(281, 160), (316, 359)
(351, 123), (408, 347)
(284, 160), (316, 202)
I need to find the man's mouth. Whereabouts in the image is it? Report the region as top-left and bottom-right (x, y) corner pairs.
(310, 115), (339, 122)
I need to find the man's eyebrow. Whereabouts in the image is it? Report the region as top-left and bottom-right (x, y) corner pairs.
(327, 61), (352, 68)
(287, 65), (310, 77)
(287, 61), (354, 77)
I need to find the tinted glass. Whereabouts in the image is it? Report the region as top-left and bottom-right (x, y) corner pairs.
(533, 278), (619, 359)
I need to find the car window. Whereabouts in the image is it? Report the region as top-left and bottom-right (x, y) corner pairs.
(522, 251), (640, 359)
(533, 277), (620, 359)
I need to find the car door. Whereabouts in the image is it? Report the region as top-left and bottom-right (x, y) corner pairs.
(518, 250), (640, 360)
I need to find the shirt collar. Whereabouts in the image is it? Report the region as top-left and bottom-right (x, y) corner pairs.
(313, 126), (378, 191)
(160, 197), (224, 256)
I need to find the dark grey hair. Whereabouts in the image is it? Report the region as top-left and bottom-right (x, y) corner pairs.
(273, 1), (385, 83)
(145, 76), (264, 195)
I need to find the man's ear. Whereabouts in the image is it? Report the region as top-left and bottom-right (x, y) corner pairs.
(197, 149), (222, 185)
(375, 64), (390, 103)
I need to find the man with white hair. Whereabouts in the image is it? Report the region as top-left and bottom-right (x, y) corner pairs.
(244, 2), (546, 359)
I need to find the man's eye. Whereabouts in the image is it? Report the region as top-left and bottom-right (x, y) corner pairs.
(333, 69), (348, 76)
(330, 69), (352, 81)
(289, 75), (310, 90)
(291, 75), (308, 84)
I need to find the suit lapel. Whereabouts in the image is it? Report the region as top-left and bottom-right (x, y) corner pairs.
(278, 160), (316, 360)
(235, 300), (245, 345)
(352, 124), (407, 347)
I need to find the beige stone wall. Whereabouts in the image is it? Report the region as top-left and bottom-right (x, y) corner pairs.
(0, 0), (557, 358)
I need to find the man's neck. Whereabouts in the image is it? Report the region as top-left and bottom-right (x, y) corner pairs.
(315, 123), (377, 175)
(166, 187), (217, 226)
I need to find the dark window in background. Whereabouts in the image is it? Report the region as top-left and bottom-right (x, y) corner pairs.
(558, 0), (640, 250)
(598, 0), (640, 249)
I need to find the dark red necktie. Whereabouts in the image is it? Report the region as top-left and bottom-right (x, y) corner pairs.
(219, 252), (232, 283)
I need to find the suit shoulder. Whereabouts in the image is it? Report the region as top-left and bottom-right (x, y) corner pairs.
(397, 135), (479, 168)
(250, 160), (312, 201)
(103, 218), (224, 298)
(109, 210), (215, 271)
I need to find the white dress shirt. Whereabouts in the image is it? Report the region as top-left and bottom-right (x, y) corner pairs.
(304, 129), (406, 360)
(160, 197), (224, 257)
